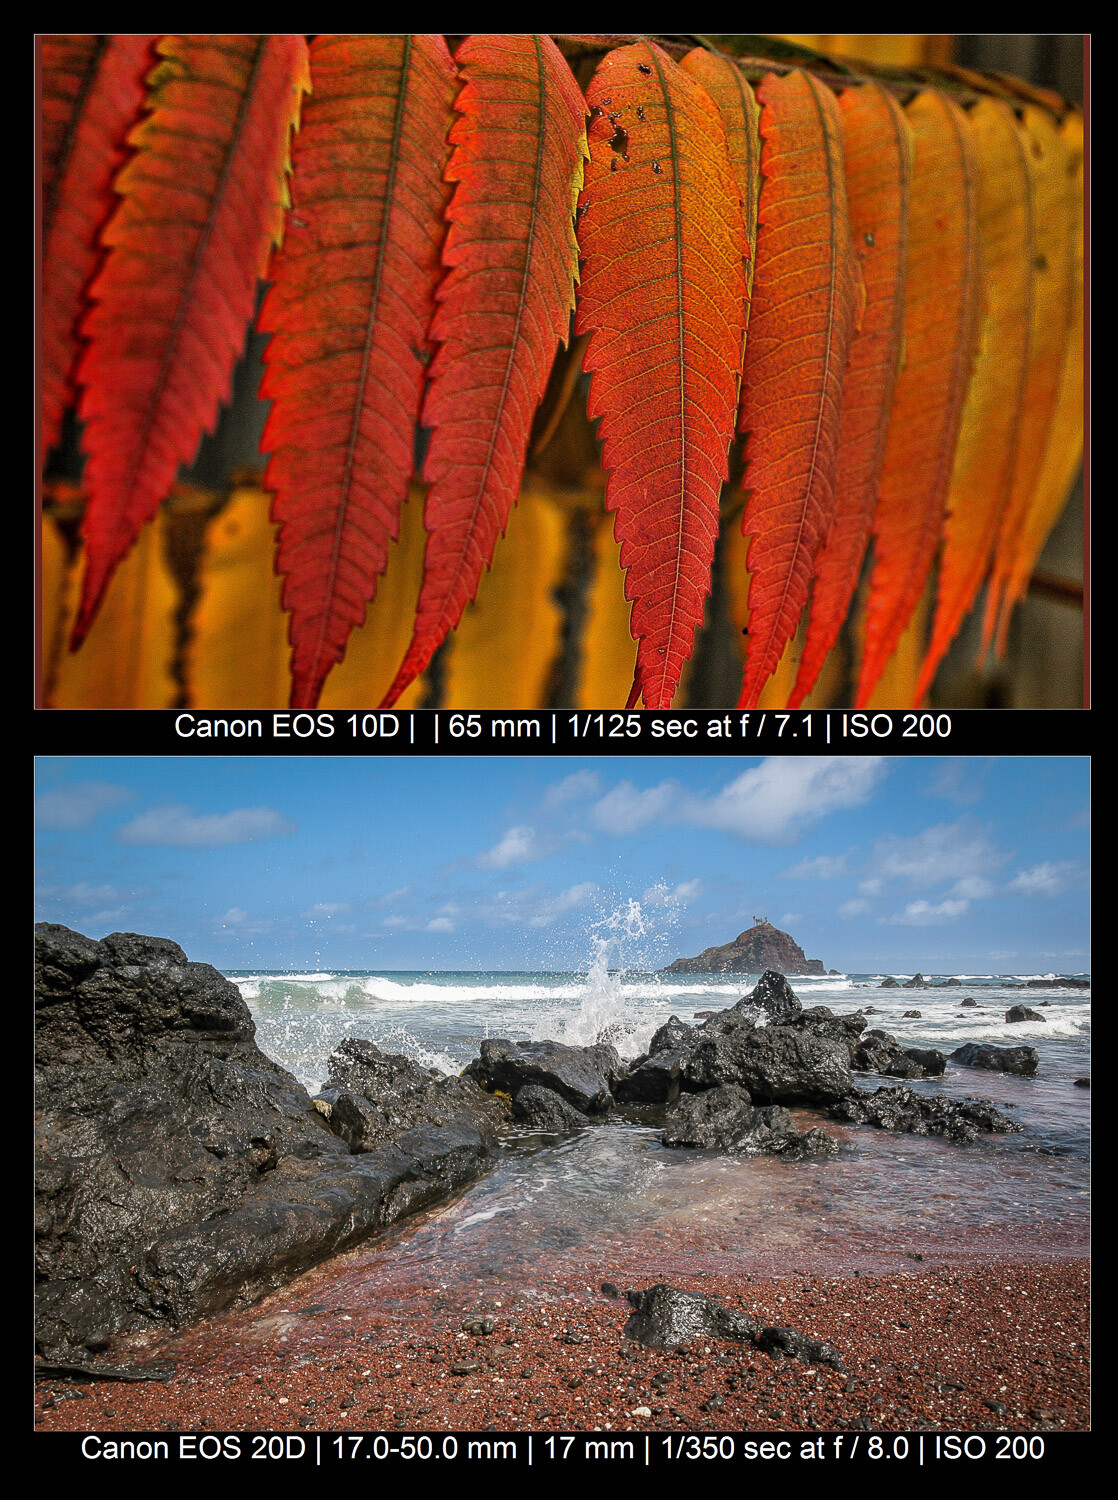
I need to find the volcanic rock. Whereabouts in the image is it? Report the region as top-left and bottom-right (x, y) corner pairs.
(511, 1084), (590, 1133)
(660, 1084), (838, 1158)
(851, 1029), (946, 1079)
(828, 1085), (1022, 1144)
(903, 974), (928, 989)
(36, 925), (499, 1360)
(879, 977), (900, 988)
(464, 1038), (618, 1113)
(732, 970), (803, 1023)
(1006, 1005), (1046, 1023)
(623, 1285), (759, 1349)
(949, 1043), (1039, 1077)
(662, 921), (825, 976)
(961, 998), (979, 1007)
(314, 1037), (508, 1152)
(682, 1024), (853, 1104)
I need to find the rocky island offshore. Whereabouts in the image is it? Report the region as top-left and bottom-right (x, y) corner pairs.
(37, 924), (1037, 1366)
(662, 919), (828, 975)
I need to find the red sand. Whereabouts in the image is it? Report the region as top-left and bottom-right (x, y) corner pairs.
(36, 1259), (1088, 1433)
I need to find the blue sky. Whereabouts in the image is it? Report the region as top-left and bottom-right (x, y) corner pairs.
(34, 757), (1089, 973)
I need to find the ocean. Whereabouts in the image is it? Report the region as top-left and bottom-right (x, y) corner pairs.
(223, 958), (1090, 1308)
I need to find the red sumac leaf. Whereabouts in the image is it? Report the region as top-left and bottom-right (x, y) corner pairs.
(259, 35), (458, 710)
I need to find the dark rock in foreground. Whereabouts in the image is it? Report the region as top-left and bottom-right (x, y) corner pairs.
(624, 1284), (846, 1371)
(511, 1084), (590, 1132)
(464, 1038), (618, 1113)
(950, 1042), (1039, 1077)
(683, 1022), (853, 1104)
(662, 921), (825, 976)
(624, 1284), (758, 1348)
(1006, 1005), (1046, 1023)
(660, 1084), (838, 1159)
(36, 925), (502, 1360)
(828, 1085), (1022, 1144)
(755, 1325), (847, 1371)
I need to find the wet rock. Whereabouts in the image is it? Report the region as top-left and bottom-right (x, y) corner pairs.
(649, 1016), (694, 1054)
(902, 974), (928, 989)
(851, 1030), (945, 1078)
(1026, 976), (1089, 989)
(315, 1037), (508, 1152)
(903, 1010), (922, 1018)
(878, 977), (900, 988)
(511, 1084), (589, 1133)
(613, 1047), (687, 1104)
(36, 925), (499, 1360)
(961, 998), (979, 1007)
(755, 1326), (847, 1371)
(463, 1038), (617, 1113)
(623, 1285), (759, 1349)
(1074, 1078), (1090, 1089)
(732, 970), (803, 1024)
(682, 1024), (853, 1105)
(661, 1084), (838, 1159)
(828, 1085), (1022, 1144)
(1006, 1005), (1046, 1023)
(949, 1043), (1039, 1077)
(785, 1007), (868, 1054)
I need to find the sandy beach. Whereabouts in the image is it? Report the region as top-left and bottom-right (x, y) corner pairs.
(37, 1258), (1088, 1434)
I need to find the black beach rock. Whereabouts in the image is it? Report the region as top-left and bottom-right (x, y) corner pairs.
(828, 1085), (1022, 1143)
(851, 1029), (945, 1078)
(36, 925), (500, 1360)
(961, 998), (979, 1007)
(511, 1084), (590, 1133)
(902, 974), (928, 989)
(463, 1038), (618, 1113)
(314, 1037), (509, 1152)
(949, 1043), (1039, 1077)
(623, 1285), (759, 1349)
(1006, 1005), (1046, 1023)
(682, 1024), (853, 1104)
(755, 1326), (847, 1372)
(733, 970), (803, 1023)
(878, 977), (900, 988)
(660, 1084), (838, 1159)
(903, 1010), (922, 1018)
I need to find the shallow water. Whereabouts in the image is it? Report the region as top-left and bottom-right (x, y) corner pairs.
(211, 964), (1090, 1330)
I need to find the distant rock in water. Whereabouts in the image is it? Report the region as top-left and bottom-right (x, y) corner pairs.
(1006, 1005), (1046, 1024)
(662, 920), (825, 975)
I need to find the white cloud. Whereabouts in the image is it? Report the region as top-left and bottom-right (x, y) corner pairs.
(36, 782), (132, 830)
(1007, 861), (1080, 897)
(425, 917), (455, 933)
(782, 854), (848, 879)
(301, 902), (352, 920)
(118, 803), (296, 847)
(778, 912), (804, 926)
(948, 876), (997, 900)
(838, 898), (871, 917)
(477, 824), (544, 868)
(592, 758), (886, 843)
(641, 879), (702, 908)
(218, 908), (249, 925)
(592, 780), (679, 836)
(881, 899), (970, 926)
(542, 770), (602, 808)
(57, 882), (126, 906)
(865, 820), (1008, 889)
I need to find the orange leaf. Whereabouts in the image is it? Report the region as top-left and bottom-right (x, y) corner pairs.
(380, 35), (587, 709)
(575, 42), (749, 710)
(984, 105), (1077, 655)
(855, 89), (981, 708)
(736, 69), (861, 710)
(41, 36), (156, 462)
(71, 35), (310, 648)
(789, 80), (911, 709)
(259, 35), (458, 709)
(679, 49), (761, 295)
(1002, 111), (1084, 633)
(915, 97), (1033, 700)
